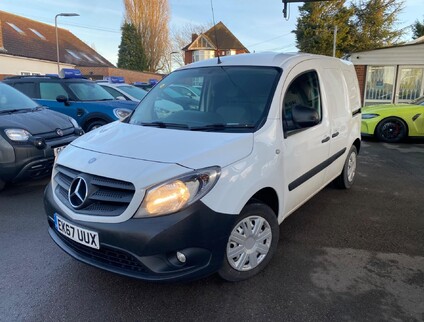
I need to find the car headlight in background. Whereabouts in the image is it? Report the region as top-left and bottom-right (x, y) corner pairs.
(362, 114), (380, 119)
(4, 129), (31, 141)
(134, 166), (221, 218)
(69, 117), (80, 129)
(113, 108), (132, 120)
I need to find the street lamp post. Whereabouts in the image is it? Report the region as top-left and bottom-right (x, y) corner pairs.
(55, 13), (79, 74)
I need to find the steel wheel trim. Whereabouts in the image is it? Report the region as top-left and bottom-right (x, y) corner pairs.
(347, 151), (356, 182)
(226, 215), (272, 271)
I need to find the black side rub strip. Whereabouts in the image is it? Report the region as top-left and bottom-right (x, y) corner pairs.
(352, 108), (361, 116)
(288, 148), (347, 191)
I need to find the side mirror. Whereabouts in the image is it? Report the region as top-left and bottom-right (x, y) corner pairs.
(56, 95), (70, 106)
(292, 105), (320, 128)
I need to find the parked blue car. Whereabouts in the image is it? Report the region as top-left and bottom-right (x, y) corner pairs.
(3, 70), (138, 132)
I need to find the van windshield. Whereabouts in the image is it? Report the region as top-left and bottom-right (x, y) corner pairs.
(129, 66), (281, 132)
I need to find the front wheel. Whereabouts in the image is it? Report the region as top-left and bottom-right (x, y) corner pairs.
(218, 203), (279, 282)
(375, 117), (407, 142)
(335, 145), (357, 189)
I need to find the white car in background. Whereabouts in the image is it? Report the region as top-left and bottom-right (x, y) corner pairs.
(97, 79), (148, 102)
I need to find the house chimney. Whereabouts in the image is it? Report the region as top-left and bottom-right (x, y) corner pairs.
(191, 33), (198, 42)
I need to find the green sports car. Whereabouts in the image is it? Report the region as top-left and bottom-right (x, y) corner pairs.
(361, 97), (424, 142)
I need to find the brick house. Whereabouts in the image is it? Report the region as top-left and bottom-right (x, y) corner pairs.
(182, 21), (249, 65)
(349, 37), (424, 106)
(0, 10), (161, 83)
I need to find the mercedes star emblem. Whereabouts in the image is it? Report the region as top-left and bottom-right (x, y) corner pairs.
(68, 177), (88, 209)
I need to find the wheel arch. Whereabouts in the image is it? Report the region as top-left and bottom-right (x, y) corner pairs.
(248, 187), (279, 218)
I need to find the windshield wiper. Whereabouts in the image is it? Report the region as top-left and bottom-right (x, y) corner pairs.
(140, 121), (189, 129)
(0, 108), (32, 114)
(190, 123), (256, 131)
(32, 106), (44, 111)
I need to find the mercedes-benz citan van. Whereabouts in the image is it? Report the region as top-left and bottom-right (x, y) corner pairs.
(44, 52), (361, 282)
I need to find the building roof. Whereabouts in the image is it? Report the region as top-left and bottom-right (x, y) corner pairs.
(0, 10), (114, 67)
(183, 21), (249, 52)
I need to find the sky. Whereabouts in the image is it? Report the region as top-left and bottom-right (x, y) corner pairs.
(1, 0), (422, 66)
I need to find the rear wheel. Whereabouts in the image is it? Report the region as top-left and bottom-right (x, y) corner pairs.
(218, 203), (279, 282)
(335, 145), (357, 189)
(376, 117), (407, 143)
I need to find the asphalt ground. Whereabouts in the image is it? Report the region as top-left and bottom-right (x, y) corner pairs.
(0, 140), (423, 321)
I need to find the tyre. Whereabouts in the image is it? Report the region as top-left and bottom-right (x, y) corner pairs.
(0, 179), (5, 191)
(85, 119), (107, 132)
(335, 145), (357, 189)
(375, 117), (407, 143)
(218, 202), (279, 282)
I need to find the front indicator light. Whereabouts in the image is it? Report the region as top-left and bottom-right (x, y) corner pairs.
(135, 166), (220, 218)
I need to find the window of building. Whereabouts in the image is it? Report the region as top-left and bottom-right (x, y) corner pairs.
(40, 83), (68, 100)
(80, 52), (95, 62)
(6, 22), (25, 35)
(65, 49), (81, 60)
(29, 28), (46, 40)
(364, 66), (395, 105)
(398, 67), (424, 102)
(193, 50), (215, 62)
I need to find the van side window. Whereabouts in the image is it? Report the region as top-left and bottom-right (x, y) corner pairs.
(282, 71), (322, 132)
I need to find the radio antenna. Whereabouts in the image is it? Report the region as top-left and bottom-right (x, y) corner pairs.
(210, 0), (222, 64)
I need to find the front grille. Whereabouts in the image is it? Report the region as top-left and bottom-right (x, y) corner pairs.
(54, 228), (148, 273)
(54, 165), (135, 217)
(39, 127), (76, 147)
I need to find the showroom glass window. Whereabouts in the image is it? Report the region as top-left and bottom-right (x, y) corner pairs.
(364, 66), (395, 106)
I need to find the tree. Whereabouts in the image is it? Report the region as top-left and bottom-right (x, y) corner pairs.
(170, 22), (213, 70)
(123, 0), (170, 73)
(294, 0), (405, 57)
(411, 18), (424, 39)
(117, 22), (147, 71)
(294, 0), (354, 57)
(351, 0), (405, 52)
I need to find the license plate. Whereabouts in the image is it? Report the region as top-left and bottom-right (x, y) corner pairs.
(54, 214), (100, 249)
(54, 145), (67, 157)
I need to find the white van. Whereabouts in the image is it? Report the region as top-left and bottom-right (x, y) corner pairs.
(44, 52), (361, 282)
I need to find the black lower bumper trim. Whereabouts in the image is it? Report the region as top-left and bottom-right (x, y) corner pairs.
(45, 183), (236, 282)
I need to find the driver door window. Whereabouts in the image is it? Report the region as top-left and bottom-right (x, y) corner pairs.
(282, 71), (322, 132)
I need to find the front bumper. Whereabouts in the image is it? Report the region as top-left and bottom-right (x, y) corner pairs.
(0, 135), (78, 182)
(44, 183), (236, 282)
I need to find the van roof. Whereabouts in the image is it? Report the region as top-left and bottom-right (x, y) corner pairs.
(179, 52), (352, 70)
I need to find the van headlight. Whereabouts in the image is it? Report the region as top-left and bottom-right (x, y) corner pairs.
(134, 166), (221, 218)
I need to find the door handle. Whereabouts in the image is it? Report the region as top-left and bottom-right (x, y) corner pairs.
(332, 131), (339, 138)
(321, 136), (330, 143)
